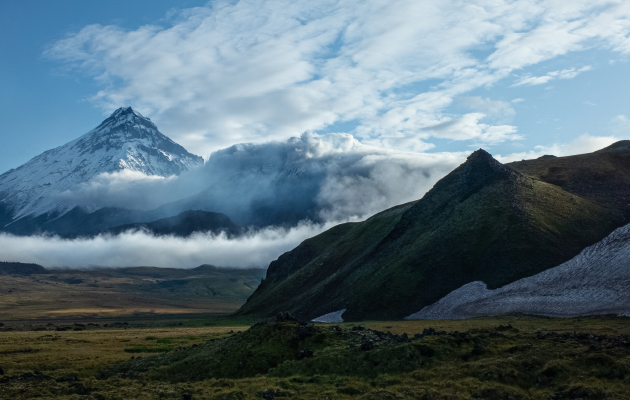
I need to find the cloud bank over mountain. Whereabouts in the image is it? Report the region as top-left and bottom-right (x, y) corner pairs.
(56, 132), (463, 225)
(48, 129), (630, 228)
(5, 0), (630, 269)
(0, 222), (338, 269)
(3, 126), (626, 269)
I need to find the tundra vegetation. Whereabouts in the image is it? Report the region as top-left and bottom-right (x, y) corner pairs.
(0, 314), (629, 399)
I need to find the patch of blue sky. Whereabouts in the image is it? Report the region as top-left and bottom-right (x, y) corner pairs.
(319, 119), (360, 135)
(506, 51), (630, 149)
(386, 79), (445, 102)
(0, 0), (208, 172)
(434, 48), (630, 157)
(322, 28), (346, 58)
(469, 45), (499, 64)
(310, 30), (347, 74)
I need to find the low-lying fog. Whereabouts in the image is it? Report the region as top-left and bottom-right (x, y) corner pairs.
(0, 221), (340, 269)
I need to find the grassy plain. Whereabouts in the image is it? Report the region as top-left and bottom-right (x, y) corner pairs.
(0, 266), (265, 320)
(1, 315), (629, 399)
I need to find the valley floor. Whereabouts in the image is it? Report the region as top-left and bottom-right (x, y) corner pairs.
(0, 267), (264, 321)
(0, 315), (629, 399)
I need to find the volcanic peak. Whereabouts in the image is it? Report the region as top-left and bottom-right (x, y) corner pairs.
(87, 106), (159, 139)
(111, 106), (142, 118)
(0, 107), (202, 219)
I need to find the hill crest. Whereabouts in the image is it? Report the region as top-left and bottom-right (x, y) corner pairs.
(238, 146), (629, 321)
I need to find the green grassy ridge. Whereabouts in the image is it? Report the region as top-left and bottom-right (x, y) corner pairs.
(509, 140), (630, 214)
(99, 320), (469, 380)
(97, 319), (630, 399)
(237, 201), (416, 318)
(339, 166), (616, 320)
(238, 149), (627, 321)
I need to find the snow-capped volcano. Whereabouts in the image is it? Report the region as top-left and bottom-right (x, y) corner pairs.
(0, 107), (203, 219)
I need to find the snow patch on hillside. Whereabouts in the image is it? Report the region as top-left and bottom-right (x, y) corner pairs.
(312, 309), (346, 323)
(406, 223), (630, 320)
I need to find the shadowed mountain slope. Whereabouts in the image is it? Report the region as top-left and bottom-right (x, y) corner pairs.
(1, 204), (243, 239)
(0, 261), (47, 275)
(406, 220), (630, 320)
(0, 206), (143, 237)
(105, 210), (243, 237)
(237, 148), (629, 321)
(509, 140), (630, 213)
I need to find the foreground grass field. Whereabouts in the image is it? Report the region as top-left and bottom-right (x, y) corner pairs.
(0, 315), (629, 399)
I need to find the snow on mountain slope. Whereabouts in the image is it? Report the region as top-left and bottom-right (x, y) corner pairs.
(406, 222), (630, 320)
(0, 107), (203, 220)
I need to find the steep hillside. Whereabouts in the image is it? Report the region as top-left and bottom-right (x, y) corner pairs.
(238, 149), (627, 321)
(406, 220), (630, 320)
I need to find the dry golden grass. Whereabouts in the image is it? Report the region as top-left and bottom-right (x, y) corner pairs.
(0, 326), (240, 377)
(0, 271), (252, 320)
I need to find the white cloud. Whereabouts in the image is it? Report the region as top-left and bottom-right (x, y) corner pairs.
(612, 114), (630, 134)
(497, 133), (626, 162)
(512, 75), (555, 87)
(423, 113), (521, 144)
(512, 66), (592, 86)
(56, 132), (463, 226)
(458, 96), (516, 122)
(54, 170), (178, 211)
(44, 1), (630, 155)
(0, 222), (338, 269)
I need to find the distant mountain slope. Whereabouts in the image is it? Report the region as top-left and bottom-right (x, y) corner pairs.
(105, 210), (243, 237)
(144, 141), (328, 227)
(0, 261), (47, 275)
(0, 107), (202, 234)
(0, 264), (266, 320)
(0, 206), (143, 237)
(509, 140), (630, 213)
(237, 149), (627, 321)
(406, 221), (630, 319)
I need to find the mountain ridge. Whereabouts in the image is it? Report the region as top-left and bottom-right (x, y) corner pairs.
(237, 145), (630, 321)
(104, 210), (243, 238)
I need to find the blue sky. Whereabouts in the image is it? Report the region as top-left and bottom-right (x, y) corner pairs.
(2, 0), (630, 173)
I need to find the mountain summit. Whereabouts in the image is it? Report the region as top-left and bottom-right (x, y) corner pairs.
(0, 107), (203, 220)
